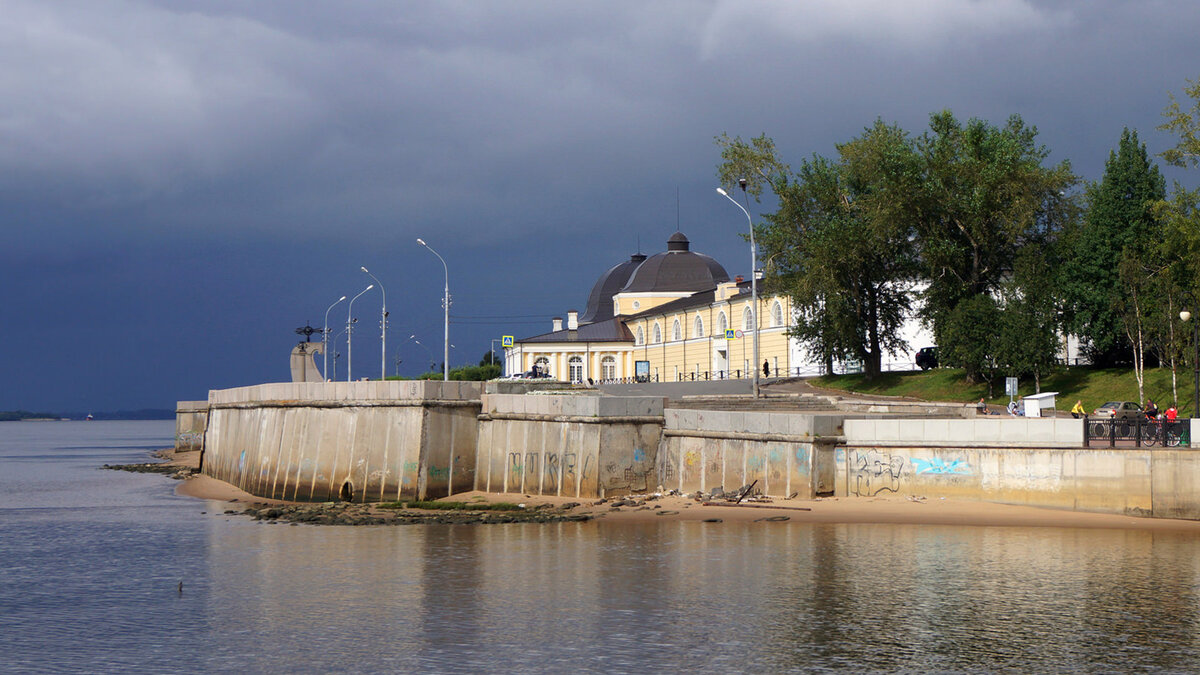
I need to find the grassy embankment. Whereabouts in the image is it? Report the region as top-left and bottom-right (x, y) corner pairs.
(813, 367), (1196, 415)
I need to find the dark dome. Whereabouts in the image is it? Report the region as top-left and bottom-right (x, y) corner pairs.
(619, 233), (730, 293)
(580, 253), (647, 324)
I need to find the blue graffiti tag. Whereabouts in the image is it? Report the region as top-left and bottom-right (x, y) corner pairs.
(633, 448), (645, 463)
(911, 458), (971, 475)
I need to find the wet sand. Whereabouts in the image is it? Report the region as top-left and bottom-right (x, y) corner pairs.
(158, 448), (1200, 531)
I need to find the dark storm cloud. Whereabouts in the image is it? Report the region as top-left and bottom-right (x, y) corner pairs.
(3, 0), (1200, 409)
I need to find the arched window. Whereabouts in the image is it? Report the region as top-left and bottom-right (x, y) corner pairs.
(694, 316), (704, 338)
(772, 300), (784, 327)
(743, 307), (754, 331)
(568, 356), (583, 382)
(717, 312), (728, 336)
(653, 323), (662, 343)
(601, 356), (616, 380)
(635, 326), (644, 346)
(672, 319), (682, 341)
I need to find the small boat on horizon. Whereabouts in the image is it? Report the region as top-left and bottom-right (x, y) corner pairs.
(86, 414), (93, 421)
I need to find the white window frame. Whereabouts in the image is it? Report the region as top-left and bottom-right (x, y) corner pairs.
(694, 316), (704, 338)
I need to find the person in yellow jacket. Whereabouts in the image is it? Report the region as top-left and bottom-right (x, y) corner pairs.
(1071, 400), (1086, 418)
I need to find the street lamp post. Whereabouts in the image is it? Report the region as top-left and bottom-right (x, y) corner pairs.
(1182, 310), (1199, 418)
(409, 335), (435, 374)
(717, 183), (760, 399)
(323, 295), (346, 382)
(417, 238), (450, 382)
(361, 267), (388, 381)
(346, 284), (374, 381)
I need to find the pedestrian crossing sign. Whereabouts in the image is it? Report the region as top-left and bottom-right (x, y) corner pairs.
(502, 335), (514, 347)
(725, 329), (736, 340)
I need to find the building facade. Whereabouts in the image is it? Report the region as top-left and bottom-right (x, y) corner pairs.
(505, 232), (933, 383)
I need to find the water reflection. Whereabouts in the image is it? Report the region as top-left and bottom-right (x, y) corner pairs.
(195, 520), (1200, 672)
(8, 423), (1200, 673)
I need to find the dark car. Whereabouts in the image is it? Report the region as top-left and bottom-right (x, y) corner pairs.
(1092, 401), (1143, 420)
(915, 347), (938, 370)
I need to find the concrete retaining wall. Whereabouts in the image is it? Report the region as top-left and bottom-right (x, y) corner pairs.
(175, 400), (209, 451)
(836, 442), (1200, 519)
(202, 381), (482, 502)
(659, 409), (844, 498)
(474, 394), (664, 498)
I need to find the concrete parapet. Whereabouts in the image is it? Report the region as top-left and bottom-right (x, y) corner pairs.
(208, 380), (484, 405)
(482, 393), (664, 420)
(846, 417), (1083, 448)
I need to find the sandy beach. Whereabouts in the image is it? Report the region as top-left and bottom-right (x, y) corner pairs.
(154, 448), (1200, 531)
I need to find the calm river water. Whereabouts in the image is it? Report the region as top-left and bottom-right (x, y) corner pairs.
(4, 421), (1200, 673)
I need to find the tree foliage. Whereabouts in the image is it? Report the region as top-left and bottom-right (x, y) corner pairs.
(905, 112), (1077, 381)
(716, 111), (1077, 384)
(1061, 128), (1165, 365)
(717, 122), (919, 377)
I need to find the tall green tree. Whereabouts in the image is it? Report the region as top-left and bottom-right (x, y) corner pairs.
(908, 111), (1078, 383)
(1157, 76), (1200, 409)
(1061, 128), (1166, 366)
(717, 122), (919, 378)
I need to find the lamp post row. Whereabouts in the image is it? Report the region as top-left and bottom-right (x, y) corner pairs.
(319, 241), (448, 383)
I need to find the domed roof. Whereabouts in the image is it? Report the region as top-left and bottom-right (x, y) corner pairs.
(619, 233), (730, 294)
(579, 253), (646, 324)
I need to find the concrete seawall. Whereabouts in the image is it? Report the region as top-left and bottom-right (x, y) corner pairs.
(841, 417), (1200, 518)
(189, 384), (1200, 520)
(474, 394), (664, 498)
(175, 400), (208, 452)
(658, 409), (843, 498)
(202, 381), (481, 502)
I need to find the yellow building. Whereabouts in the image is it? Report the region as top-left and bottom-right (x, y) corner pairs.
(506, 232), (803, 382)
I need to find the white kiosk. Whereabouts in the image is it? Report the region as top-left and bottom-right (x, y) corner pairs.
(1022, 391), (1059, 418)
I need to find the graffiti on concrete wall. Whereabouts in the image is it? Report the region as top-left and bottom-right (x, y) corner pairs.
(545, 453), (560, 486)
(508, 452), (522, 487)
(525, 452), (539, 486)
(911, 458), (971, 475)
(175, 431), (203, 447)
(848, 449), (905, 496)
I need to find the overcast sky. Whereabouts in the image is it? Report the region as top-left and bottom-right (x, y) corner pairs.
(3, 0), (1199, 411)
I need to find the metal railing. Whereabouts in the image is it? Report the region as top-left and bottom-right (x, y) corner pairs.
(1083, 416), (1190, 448)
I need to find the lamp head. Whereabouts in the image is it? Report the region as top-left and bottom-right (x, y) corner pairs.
(716, 187), (728, 196)
(738, 178), (747, 191)
(338, 295), (347, 301)
(1182, 310), (1193, 322)
(361, 266), (369, 273)
(416, 238), (426, 246)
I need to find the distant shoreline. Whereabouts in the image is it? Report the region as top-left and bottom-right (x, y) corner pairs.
(1, 409), (175, 422)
